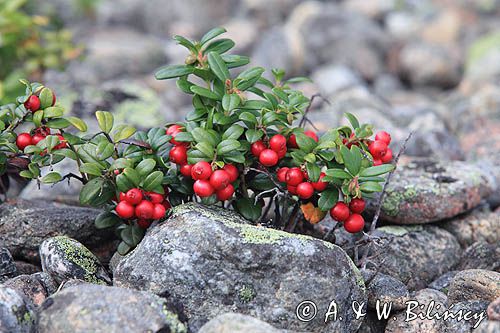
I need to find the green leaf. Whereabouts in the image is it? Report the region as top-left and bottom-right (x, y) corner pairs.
(222, 94), (240, 112)
(52, 148), (77, 160)
(96, 141), (115, 160)
(123, 167), (141, 187)
(222, 124), (244, 140)
(235, 198), (262, 222)
(190, 85), (220, 100)
(80, 163), (103, 176)
(325, 168), (352, 180)
(155, 65), (194, 80)
(113, 125), (136, 142)
(207, 52), (230, 82)
(66, 117), (88, 132)
(41, 172), (62, 183)
(111, 158), (133, 170)
(341, 146), (361, 176)
(117, 241), (132, 255)
(191, 127), (219, 146)
(116, 173), (135, 192)
(345, 112), (360, 129)
(245, 129), (263, 143)
(195, 142), (215, 158)
(306, 162), (321, 182)
(295, 133), (317, 153)
(203, 38), (235, 54)
(142, 171), (164, 191)
(43, 106), (64, 118)
(316, 129), (339, 150)
(173, 35), (197, 53)
(217, 139), (241, 156)
(135, 158), (156, 177)
(223, 151), (245, 163)
(38, 88), (54, 109)
(360, 181), (383, 193)
(318, 188), (339, 211)
(19, 170), (33, 179)
(96, 111), (114, 133)
(121, 225), (144, 246)
(239, 112), (257, 125)
(33, 110), (43, 128)
(46, 118), (71, 129)
(359, 164), (395, 177)
(172, 131), (193, 142)
(95, 211), (121, 229)
(44, 135), (60, 152)
(222, 54), (250, 68)
(200, 27), (226, 45)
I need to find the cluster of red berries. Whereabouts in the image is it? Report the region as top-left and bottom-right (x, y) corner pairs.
(276, 167), (328, 199)
(368, 131), (392, 166)
(23, 91), (56, 113)
(329, 198), (366, 233)
(16, 127), (66, 152)
(167, 124), (189, 165)
(115, 188), (170, 228)
(182, 162), (238, 201)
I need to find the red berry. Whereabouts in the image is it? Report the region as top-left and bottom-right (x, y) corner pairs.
(137, 219), (151, 229)
(288, 134), (298, 148)
(31, 134), (46, 145)
(166, 125), (184, 145)
(54, 134), (67, 149)
(277, 167), (289, 183)
(135, 200), (154, 219)
(222, 164), (239, 182)
(305, 130), (318, 142)
(116, 201), (135, 219)
(302, 170), (309, 180)
(344, 214), (365, 233)
(210, 170), (230, 190)
(251, 141), (266, 157)
(216, 184), (235, 201)
(381, 148), (393, 163)
(311, 172), (328, 192)
(191, 161), (212, 180)
(119, 192), (126, 202)
(277, 147), (287, 159)
(375, 131), (391, 145)
(147, 192), (164, 204)
(349, 198), (365, 214)
(16, 133), (32, 150)
(330, 202), (350, 222)
(286, 167), (304, 186)
(259, 149), (279, 167)
(287, 184), (298, 195)
(24, 95), (40, 112)
(193, 180), (214, 197)
(169, 145), (187, 164)
(269, 134), (287, 152)
(369, 140), (388, 159)
(296, 182), (314, 199)
(113, 169), (121, 175)
(180, 164), (193, 177)
(125, 188), (143, 205)
(373, 159), (382, 166)
(162, 201), (172, 210)
(152, 203), (166, 220)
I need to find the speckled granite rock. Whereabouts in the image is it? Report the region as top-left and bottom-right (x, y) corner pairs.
(370, 159), (494, 224)
(447, 269), (500, 304)
(362, 270), (409, 311)
(1, 272), (56, 307)
(457, 241), (500, 271)
(39, 236), (111, 285)
(428, 271), (459, 294)
(487, 297), (500, 321)
(114, 203), (366, 333)
(364, 225), (461, 290)
(0, 200), (113, 262)
(198, 313), (287, 333)
(0, 287), (36, 333)
(37, 284), (187, 333)
(0, 247), (17, 283)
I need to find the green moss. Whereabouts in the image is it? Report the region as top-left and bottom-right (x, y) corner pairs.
(378, 225), (423, 236)
(113, 83), (163, 128)
(238, 285), (256, 303)
(53, 236), (106, 285)
(161, 304), (188, 333)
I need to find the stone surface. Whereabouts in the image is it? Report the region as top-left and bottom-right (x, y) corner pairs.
(311, 64), (363, 96)
(373, 159), (494, 224)
(0, 200), (113, 262)
(362, 270), (409, 311)
(115, 203), (366, 332)
(440, 208), (500, 247)
(0, 247), (17, 283)
(365, 225), (461, 290)
(0, 287), (36, 333)
(428, 271), (459, 294)
(37, 284), (187, 333)
(1, 273), (57, 307)
(40, 236), (111, 285)
(198, 313), (285, 333)
(487, 297), (500, 321)
(448, 269), (500, 304)
(457, 241), (500, 271)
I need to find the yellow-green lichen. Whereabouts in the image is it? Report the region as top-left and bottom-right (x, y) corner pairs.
(238, 285), (256, 303)
(161, 304), (188, 333)
(378, 225), (423, 236)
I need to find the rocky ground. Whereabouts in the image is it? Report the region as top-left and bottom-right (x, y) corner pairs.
(1, 0), (500, 332)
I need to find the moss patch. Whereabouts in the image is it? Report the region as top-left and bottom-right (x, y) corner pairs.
(378, 225), (423, 236)
(161, 304), (188, 333)
(238, 284), (256, 303)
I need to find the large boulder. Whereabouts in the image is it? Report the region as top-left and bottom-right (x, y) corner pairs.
(1, 272), (56, 307)
(373, 159), (494, 224)
(115, 203), (366, 332)
(364, 225), (461, 290)
(0, 287), (36, 333)
(37, 284), (187, 333)
(0, 200), (113, 262)
(198, 313), (286, 333)
(447, 269), (500, 304)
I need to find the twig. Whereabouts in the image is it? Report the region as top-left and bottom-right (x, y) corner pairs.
(359, 132), (413, 269)
(119, 139), (151, 149)
(298, 93), (330, 127)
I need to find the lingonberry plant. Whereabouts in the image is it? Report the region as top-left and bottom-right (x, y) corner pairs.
(0, 27), (395, 255)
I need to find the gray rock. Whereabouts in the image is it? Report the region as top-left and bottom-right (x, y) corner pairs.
(364, 225), (461, 290)
(0, 200), (112, 262)
(14, 262), (40, 276)
(447, 269), (500, 304)
(0, 287), (36, 333)
(1, 273), (56, 307)
(373, 159), (494, 224)
(487, 297), (500, 321)
(198, 313), (286, 333)
(115, 203), (366, 332)
(444, 300), (489, 332)
(384, 289), (448, 333)
(466, 32), (500, 82)
(358, 311), (387, 333)
(311, 64), (363, 96)
(474, 321), (500, 333)
(428, 271), (459, 294)
(0, 247), (17, 283)
(37, 284), (187, 333)
(440, 208), (500, 247)
(397, 42), (462, 88)
(362, 270), (409, 311)
(457, 241), (500, 271)
(40, 236), (111, 285)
